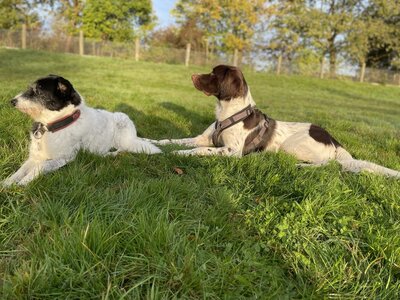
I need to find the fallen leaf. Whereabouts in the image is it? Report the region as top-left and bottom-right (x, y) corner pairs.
(173, 167), (184, 175)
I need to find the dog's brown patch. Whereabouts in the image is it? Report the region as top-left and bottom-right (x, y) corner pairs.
(243, 109), (265, 130)
(243, 117), (276, 155)
(309, 124), (341, 148)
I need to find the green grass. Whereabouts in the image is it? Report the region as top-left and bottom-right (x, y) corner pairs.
(0, 48), (400, 299)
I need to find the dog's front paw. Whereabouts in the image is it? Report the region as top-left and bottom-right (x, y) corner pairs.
(153, 139), (174, 146)
(142, 138), (167, 145)
(2, 177), (17, 187)
(172, 149), (195, 156)
(16, 174), (35, 186)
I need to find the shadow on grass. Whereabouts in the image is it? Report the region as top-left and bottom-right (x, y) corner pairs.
(114, 102), (213, 139)
(159, 101), (214, 133)
(10, 152), (318, 298)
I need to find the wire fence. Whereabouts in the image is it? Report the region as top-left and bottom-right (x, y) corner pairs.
(1, 28), (400, 86)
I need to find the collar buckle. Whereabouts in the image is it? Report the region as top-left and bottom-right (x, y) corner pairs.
(32, 123), (48, 139)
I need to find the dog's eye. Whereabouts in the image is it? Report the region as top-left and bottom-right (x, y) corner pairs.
(26, 87), (35, 96)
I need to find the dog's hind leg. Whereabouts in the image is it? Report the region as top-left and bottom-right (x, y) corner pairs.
(112, 113), (161, 154)
(296, 161), (329, 168)
(108, 138), (161, 155)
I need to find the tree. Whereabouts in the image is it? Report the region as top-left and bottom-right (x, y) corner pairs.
(264, 1), (304, 63)
(345, 8), (390, 75)
(82, 0), (154, 42)
(219, 0), (267, 52)
(302, 0), (363, 77)
(173, 0), (221, 57)
(44, 0), (84, 51)
(0, 0), (41, 29)
(173, 0), (266, 54)
(363, 0), (400, 69)
(56, 0), (84, 36)
(149, 21), (205, 51)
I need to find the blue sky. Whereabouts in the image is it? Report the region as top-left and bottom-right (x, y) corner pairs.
(153, 0), (177, 28)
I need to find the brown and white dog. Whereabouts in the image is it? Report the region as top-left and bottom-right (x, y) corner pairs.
(152, 65), (400, 178)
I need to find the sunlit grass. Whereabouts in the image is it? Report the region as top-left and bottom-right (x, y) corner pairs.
(1, 49), (399, 298)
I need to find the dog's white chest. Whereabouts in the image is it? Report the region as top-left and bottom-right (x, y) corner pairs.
(219, 124), (248, 149)
(29, 135), (48, 159)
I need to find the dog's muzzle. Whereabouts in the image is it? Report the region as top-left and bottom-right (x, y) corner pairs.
(10, 98), (17, 106)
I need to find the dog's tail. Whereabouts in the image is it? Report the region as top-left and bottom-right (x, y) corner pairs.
(335, 147), (400, 178)
(132, 138), (162, 154)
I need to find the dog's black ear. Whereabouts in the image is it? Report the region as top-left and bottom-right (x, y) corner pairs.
(57, 77), (72, 94)
(219, 68), (247, 100)
(70, 90), (81, 106)
(56, 77), (81, 106)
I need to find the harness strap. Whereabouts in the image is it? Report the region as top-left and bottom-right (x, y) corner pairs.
(212, 105), (253, 146)
(32, 110), (81, 139)
(244, 118), (270, 154)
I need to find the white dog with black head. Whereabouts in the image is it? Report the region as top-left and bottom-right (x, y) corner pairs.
(3, 75), (161, 186)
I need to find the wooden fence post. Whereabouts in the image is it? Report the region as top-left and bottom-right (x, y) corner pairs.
(79, 30), (84, 56)
(276, 55), (282, 75)
(359, 62), (366, 83)
(92, 41), (96, 56)
(21, 23), (27, 49)
(135, 37), (140, 62)
(394, 73), (400, 86)
(205, 38), (209, 64)
(319, 57), (324, 79)
(233, 49), (239, 67)
(185, 43), (191, 67)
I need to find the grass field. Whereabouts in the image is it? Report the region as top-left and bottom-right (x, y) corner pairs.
(0, 49), (400, 299)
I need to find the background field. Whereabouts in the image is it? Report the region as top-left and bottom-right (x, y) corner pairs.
(0, 49), (399, 299)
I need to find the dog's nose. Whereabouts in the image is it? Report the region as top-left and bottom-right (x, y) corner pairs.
(191, 74), (199, 82)
(10, 98), (17, 106)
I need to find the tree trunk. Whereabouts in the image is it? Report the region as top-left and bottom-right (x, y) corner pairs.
(205, 38), (209, 65)
(319, 56), (324, 79)
(328, 34), (337, 78)
(65, 35), (72, 53)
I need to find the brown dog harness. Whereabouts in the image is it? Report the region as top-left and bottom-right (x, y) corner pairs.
(212, 105), (253, 146)
(242, 116), (273, 155)
(212, 105), (272, 154)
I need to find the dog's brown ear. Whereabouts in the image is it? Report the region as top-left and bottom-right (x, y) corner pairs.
(219, 68), (247, 100)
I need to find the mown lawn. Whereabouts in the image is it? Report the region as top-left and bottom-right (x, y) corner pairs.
(0, 49), (400, 299)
